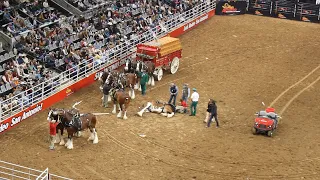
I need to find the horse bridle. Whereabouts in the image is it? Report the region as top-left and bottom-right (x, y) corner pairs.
(48, 109), (65, 122)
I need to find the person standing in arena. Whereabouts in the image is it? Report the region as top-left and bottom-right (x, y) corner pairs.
(206, 100), (219, 128)
(168, 83), (178, 106)
(49, 119), (60, 150)
(190, 88), (199, 116)
(138, 69), (149, 96)
(181, 83), (190, 102)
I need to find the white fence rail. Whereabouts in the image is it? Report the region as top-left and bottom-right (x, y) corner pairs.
(0, 1), (216, 121)
(0, 160), (72, 180)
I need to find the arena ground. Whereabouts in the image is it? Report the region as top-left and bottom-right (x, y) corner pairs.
(1, 15), (320, 180)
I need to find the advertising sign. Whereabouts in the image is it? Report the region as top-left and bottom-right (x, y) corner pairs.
(216, 0), (247, 15)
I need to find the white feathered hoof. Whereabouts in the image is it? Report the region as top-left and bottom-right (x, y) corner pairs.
(67, 143), (73, 150)
(88, 133), (94, 141)
(151, 76), (155, 86)
(161, 113), (167, 117)
(167, 113), (174, 118)
(65, 139), (70, 147)
(134, 84), (139, 90)
(112, 109), (116, 114)
(75, 131), (81, 137)
(54, 136), (60, 144)
(93, 134), (98, 144)
(59, 138), (65, 146)
(123, 115), (128, 120)
(137, 111), (143, 117)
(117, 112), (122, 118)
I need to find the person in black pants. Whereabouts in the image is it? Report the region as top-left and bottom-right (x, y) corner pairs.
(206, 99), (219, 128)
(168, 83), (178, 106)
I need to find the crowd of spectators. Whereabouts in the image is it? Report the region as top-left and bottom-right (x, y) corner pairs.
(0, 0), (202, 117)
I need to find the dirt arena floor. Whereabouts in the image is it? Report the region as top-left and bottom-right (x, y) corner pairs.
(1, 15), (320, 180)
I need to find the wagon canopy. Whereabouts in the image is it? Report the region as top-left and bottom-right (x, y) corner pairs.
(139, 37), (182, 57)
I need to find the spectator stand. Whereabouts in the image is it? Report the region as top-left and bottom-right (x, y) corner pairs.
(0, 1), (216, 121)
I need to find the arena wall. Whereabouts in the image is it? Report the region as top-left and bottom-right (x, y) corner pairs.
(0, 4), (216, 135)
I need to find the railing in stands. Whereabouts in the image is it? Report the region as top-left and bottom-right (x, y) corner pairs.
(0, 1), (216, 121)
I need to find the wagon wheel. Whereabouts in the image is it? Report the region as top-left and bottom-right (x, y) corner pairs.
(154, 68), (163, 81)
(251, 127), (257, 135)
(170, 57), (180, 74)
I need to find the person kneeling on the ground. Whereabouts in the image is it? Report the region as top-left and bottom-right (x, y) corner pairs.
(176, 99), (188, 114)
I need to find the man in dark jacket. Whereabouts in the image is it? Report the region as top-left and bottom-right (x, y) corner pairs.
(206, 100), (219, 128)
(168, 83), (178, 106)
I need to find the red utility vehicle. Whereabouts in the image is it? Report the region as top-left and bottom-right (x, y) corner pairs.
(252, 107), (280, 137)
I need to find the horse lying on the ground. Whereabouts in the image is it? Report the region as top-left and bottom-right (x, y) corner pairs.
(47, 102), (98, 150)
(137, 101), (180, 118)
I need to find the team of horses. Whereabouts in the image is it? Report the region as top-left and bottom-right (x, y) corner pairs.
(47, 59), (161, 149)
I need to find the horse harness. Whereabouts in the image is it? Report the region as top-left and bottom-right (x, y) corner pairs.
(71, 114), (82, 131)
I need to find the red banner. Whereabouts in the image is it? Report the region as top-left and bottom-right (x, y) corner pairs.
(0, 9), (216, 134)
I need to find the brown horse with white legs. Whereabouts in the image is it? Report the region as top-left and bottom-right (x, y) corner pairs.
(47, 106), (98, 150)
(110, 88), (131, 120)
(124, 58), (141, 90)
(118, 72), (138, 99)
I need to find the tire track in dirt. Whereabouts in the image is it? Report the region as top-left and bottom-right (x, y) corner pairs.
(269, 64), (320, 107)
(279, 76), (320, 115)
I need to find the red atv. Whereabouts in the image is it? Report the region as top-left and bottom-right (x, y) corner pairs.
(252, 107), (280, 137)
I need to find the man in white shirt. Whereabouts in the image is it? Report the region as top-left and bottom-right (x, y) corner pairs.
(190, 88), (199, 116)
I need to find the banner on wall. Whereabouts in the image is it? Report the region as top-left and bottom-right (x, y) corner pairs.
(295, 2), (320, 23)
(248, 0), (274, 16)
(216, 0), (247, 15)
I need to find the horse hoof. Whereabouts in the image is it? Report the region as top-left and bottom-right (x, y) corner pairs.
(123, 117), (128, 120)
(59, 142), (65, 146)
(112, 110), (116, 114)
(137, 112), (143, 117)
(67, 146), (73, 150)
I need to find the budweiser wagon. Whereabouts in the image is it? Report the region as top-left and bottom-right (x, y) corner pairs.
(136, 36), (182, 81)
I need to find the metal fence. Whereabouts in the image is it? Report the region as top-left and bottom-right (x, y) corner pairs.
(0, 160), (72, 180)
(0, 1), (216, 121)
